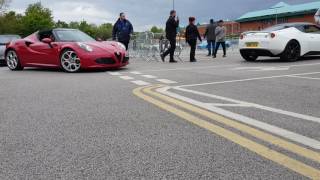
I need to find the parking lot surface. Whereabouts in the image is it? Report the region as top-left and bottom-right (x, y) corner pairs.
(1, 51), (320, 179)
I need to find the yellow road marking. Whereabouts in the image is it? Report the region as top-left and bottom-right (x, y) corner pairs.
(133, 86), (320, 179)
(144, 85), (320, 164)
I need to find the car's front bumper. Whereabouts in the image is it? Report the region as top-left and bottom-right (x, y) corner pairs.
(79, 52), (129, 69)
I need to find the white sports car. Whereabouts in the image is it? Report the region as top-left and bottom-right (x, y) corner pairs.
(239, 23), (320, 61)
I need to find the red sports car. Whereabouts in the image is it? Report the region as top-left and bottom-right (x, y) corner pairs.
(5, 28), (129, 72)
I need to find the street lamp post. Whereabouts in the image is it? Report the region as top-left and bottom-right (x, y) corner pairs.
(173, 0), (175, 10)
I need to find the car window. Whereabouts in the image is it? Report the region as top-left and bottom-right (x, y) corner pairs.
(262, 25), (287, 32)
(304, 25), (320, 34)
(0, 36), (20, 44)
(54, 30), (95, 42)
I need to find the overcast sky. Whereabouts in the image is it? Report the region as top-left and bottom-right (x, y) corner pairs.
(9, 0), (317, 31)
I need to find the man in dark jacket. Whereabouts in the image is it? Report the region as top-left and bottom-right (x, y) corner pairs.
(161, 10), (179, 63)
(112, 12), (133, 50)
(204, 19), (217, 56)
(185, 17), (202, 62)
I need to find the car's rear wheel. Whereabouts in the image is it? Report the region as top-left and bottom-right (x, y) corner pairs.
(280, 40), (300, 62)
(6, 50), (23, 71)
(60, 49), (81, 73)
(240, 51), (258, 62)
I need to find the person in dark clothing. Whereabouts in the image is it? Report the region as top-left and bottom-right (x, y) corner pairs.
(185, 17), (202, 62)
(112, 12), (133, 50)
(204, 19), (217, 56)
(161, 10), (179, 63)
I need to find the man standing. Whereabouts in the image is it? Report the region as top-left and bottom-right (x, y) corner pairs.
(315, 8), (320, 25)
(112, 12), (133, 50)
(185, 17), (202, 62)
(213, 20), (227, 58)
(204, 19), (217, 56)
(161, 10), (179, 63)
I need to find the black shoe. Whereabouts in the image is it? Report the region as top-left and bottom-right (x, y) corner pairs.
(169, 60), (178, 63)
(207, 54), (211, 56)
(213, 55), (216, 58)
(190, 59), (197, 62)
(223, 55), (227, 58)
(160, 54), (165, 62)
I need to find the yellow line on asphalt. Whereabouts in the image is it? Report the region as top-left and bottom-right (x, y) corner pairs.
(144, 85), (320, 164)
(133, 86), (320, 179)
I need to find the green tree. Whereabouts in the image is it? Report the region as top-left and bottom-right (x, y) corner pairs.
(55, 20), (69, 28)
(21, 2), (54, 36)
(95, 23), (113, 40)
(150, 26), (164, 34)
(69, 21), (80, 29)
(0, 11), (23, 35)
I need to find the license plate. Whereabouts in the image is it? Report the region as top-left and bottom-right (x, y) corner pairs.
(246, 42), (259, 48)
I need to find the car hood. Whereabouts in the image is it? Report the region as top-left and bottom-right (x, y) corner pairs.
(81, 41), (124, 52)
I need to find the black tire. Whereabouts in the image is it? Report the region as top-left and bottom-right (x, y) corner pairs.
(280, 40), (301, 62)
(6, 50), (24, 71)
(60, 49), (81, 73)
(240, 51), (258, 62)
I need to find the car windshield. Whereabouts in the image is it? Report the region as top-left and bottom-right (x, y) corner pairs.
(54, 30), (96, 42)
(0, 35), (20, 44)
(262, 25), (288, 32)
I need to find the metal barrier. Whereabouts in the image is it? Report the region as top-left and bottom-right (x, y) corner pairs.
(128, 32), (184, 62)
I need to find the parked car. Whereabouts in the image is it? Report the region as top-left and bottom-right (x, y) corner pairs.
(239, 22), (320, 62)
(5, 29), (129, 72)
(0, 35), (21, 65)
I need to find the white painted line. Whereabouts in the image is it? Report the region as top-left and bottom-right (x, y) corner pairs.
(119, 76), (134, 80)
(174, 86), (320, 124)
(131, 80), (150, 86)
(177, 71), (320, 88)
(142, 75), (157, 79)
(280, 62), (320, 68)
(109, 72), (122, 76)
(156, 79), (177, 84)
(141, 64), (240, 72)
(130, 71), (142, 75)
(286, 75), (320, 80)
(157, 87), (320, 150)
(206, 103), (252, 107)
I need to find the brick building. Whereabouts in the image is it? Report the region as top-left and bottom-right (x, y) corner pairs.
(236, 1), (320, 32)
(197, 21), (240, 36)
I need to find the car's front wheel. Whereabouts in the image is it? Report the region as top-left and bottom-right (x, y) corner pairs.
(240, 51), (258, 62)
(6, 50), (23, 71)
(280, 40), (300, 62)
(60, 49), (81, 73)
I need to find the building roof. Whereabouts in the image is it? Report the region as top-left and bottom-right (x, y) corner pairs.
(236, 1), (320, 22)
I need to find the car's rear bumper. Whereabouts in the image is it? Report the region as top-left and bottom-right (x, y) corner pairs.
(240, 49), (279, 57)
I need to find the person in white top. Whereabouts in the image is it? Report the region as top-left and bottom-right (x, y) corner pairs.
(315, 8), (320, 25)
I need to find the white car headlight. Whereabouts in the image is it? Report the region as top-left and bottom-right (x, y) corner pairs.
(117, 42), (126, 50)
(77, 42), (93, 52)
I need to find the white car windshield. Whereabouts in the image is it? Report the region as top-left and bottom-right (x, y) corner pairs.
(55, 30), (96, 42)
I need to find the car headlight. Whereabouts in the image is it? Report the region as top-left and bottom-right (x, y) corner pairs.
(77, 42), (93, 52)
(117, 42), (126, 50)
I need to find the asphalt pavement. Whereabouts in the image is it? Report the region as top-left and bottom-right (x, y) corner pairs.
(1, 50), (320, 179)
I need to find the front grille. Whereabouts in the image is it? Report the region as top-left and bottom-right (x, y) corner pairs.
(122, 56), (129, 63)
(95, 58), (115, 64)
(114, 52), (122, 62)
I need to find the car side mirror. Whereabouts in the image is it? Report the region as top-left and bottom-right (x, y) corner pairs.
(42, 38), (52, 44)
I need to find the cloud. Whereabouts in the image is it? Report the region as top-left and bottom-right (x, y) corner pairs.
(8, 0), (316, 31)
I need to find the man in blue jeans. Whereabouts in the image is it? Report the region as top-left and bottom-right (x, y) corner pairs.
(204, 19), (217, 56)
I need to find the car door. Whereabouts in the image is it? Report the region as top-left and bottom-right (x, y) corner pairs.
(25, 40), (58, 66)
(303, 25), (320, 52)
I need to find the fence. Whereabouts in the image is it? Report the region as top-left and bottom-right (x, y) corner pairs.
(128, 31), (239, 61)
